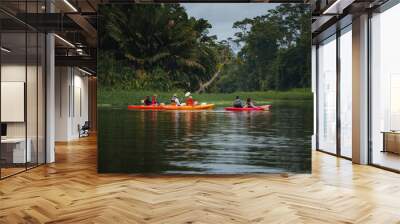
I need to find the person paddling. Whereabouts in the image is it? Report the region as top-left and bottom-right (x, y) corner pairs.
(185, 92), (196, 106)
(171, 94), (181, 106)
(151, 95), (159, 105)
(245, 98), (256, 108)
(186, 96), (195, 106)
(233, 96), (243, 108)
(144, 96), (152, 106)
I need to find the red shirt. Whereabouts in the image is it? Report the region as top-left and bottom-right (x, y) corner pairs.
(186, 98), (194, 106)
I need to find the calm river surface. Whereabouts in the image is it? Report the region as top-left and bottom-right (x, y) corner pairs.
(98, 100), (313, 174)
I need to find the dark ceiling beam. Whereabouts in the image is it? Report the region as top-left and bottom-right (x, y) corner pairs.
(49, 0), (97, 47)
(14, 13), (82, 32)
(66, 13), (97, 47)
(86, 0), (97, 11)
(0, 8), (38, 31)
(55, 55), (96, 70)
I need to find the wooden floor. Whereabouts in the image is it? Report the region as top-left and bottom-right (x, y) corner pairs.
(1, 167), (26, 178)
(373, 151), (400, 171)
(1, 135), (400, 223)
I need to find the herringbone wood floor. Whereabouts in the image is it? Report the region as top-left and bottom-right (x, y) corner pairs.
(1, 135), (400, 224)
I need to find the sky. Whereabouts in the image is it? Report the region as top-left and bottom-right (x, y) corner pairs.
(182, 3), (279, 42)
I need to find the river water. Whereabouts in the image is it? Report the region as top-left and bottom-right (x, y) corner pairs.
(98, 100), (313, 174)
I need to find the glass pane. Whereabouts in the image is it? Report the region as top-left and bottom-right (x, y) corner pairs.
(38, 33), (45, 165)
(26, 0), (39, 169)
(27, 31), (38, 169)
(1, 31), (27, 177)
(317, 35), (337, 154)
(371, 5), (400, 171)
(340, 28), (352, 158)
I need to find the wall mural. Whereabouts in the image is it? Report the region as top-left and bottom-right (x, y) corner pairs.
(97, 3), (312, 174)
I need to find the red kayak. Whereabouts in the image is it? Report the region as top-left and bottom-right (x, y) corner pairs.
(127, 105), (163, 110)
(225, 105), (271, 111)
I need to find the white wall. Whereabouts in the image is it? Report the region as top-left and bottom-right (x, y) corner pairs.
(55, 66), (70, 141)
(71, 72), (89, 138)
(1, 82), (25, 122)
(1, 64), (43, 138)
(1, 63), (46, 164)
(55, 67), (89, 141)
(1, 64), (26, 138)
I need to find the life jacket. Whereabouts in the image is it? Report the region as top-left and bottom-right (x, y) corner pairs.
(186, 98), (194, 106)
(144, 98), (152, 105)
(233, 99), (243, 108)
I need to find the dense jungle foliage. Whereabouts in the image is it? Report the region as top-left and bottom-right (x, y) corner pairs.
(98, 3), (311, 93)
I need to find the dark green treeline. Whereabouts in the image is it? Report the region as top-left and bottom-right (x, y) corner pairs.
(98, 3), (311, 93)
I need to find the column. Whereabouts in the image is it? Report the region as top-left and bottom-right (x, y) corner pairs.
(352, 14), (369, 164)
(46, 0), (55, 163)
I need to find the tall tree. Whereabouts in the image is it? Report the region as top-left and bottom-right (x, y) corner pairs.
(98, 4), (225, 91)
(213, 3), (311, 92)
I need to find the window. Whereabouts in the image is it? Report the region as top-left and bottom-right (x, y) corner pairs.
(370, 3), (400, 171)
(339, 26), (352, 158)
(0, 2), (46, 179)
(317, 35), (337, 154)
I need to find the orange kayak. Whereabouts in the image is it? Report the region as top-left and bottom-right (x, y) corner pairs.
(161, 104), (215, 110)
(127, 105), (163, 110)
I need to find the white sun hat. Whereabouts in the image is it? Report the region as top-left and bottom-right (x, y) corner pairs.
(185, 92), (191, 97)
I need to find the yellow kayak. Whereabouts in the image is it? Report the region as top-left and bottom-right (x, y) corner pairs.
(161, 104), (215, 110)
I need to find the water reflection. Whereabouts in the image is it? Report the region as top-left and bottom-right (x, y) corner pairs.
(98, 101), (312, 174)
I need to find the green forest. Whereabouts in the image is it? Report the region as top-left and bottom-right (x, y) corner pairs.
(98, 3), (311, 93)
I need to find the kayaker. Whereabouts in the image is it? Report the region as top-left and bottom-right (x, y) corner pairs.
(144, 96), (152, 106)
(233, 96), (243, 108)
(171, 94), (181, 106)
(186, 95), (195, 106)
(245, 98), (256, 108)
(151, 95), (159, 105)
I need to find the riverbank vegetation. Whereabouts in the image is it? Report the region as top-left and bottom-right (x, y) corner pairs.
(98, 88), (312, 107)
(98, 3), (311, 94)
